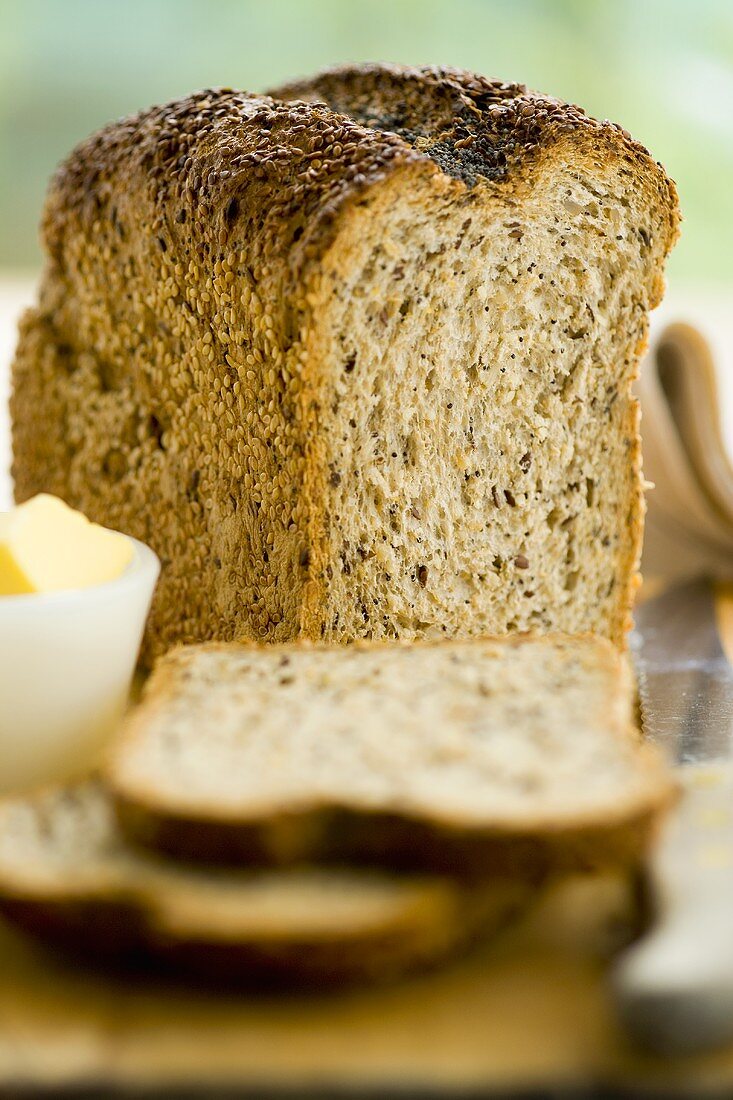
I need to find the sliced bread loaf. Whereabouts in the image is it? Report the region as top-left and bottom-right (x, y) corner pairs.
(11, 65), (679, 661)
(0, 781), (524, 986)
(108, 636), (674, 874)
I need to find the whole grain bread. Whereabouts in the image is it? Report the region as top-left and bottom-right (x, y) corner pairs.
(11, 65), (679, 662)
(108, 636), (674, 875)
(0, 780), (524, 987)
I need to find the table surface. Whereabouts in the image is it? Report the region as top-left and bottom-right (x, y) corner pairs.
(1, 277), (733, 1095)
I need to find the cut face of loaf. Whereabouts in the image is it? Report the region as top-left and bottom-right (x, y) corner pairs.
(0, 781), (525, 987)
(108, 636), (674, 874)
(11, 66), (680, 659)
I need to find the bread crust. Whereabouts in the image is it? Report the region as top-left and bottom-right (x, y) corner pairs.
(273, 62), (680, 234)
(0, 891), (518, 989)
(0, 882), (523, 989)
(0, 781), (527, 988)
(115, 791), (670, 880)
(11, 66), (679, 656)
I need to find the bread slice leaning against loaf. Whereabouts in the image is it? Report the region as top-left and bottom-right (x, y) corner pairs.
(0, 781), (526, 987)
(108, 636), (674, 875)
(12, 64), (679, 663)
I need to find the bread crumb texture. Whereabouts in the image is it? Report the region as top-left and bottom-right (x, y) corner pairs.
(11, 64), (679, 660)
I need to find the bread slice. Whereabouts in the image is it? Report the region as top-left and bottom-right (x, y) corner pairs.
(108, 636), (674, 874)
(0, 781), (525, 987)
(11, 65), (679, 661)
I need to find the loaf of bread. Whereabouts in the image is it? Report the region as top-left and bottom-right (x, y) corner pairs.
(11, 65), (679, 660)
(108, 636), (673, 874)
(0, 780), (525, 986)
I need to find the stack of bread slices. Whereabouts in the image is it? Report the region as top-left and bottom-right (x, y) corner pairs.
(3, 64), (680, 986)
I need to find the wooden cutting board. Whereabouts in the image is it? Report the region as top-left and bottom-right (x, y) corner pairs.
(0, 663), (716, 1095)
(0, 874), (651, 1093)
(0, 871), (732, 1096)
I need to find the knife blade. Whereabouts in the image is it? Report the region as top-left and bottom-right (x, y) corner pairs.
(612, 578), (733, 1054)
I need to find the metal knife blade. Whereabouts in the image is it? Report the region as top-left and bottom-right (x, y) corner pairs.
(613, 578), (733, 1054)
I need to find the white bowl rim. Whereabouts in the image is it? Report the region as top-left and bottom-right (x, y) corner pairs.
(0, 535), (160, 613)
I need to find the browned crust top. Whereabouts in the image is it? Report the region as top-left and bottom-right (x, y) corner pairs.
(42, 62), (679, 286)
(272, 62), (677, 200)
(41, 86), (428, 298)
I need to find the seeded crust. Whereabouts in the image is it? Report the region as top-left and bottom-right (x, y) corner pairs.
(108, 636), (675, 876)
(0, 780), (526, 988)
(272, 62), (674, 197)
(11, 66), (680, 661)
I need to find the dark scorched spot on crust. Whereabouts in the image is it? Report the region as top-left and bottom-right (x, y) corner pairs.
(271, 63), (612, 187)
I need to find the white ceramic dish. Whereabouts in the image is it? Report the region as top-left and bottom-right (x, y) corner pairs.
(0, 535), (159, 792)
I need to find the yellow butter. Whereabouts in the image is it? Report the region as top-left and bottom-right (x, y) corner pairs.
(0, 495), (133, 595)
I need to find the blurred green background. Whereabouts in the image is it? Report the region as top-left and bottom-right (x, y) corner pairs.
(1, 0), (731, 284)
